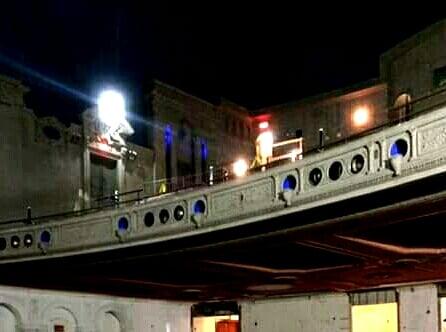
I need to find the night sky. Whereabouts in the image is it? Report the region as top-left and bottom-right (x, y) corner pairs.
(0, 2), (444, 144)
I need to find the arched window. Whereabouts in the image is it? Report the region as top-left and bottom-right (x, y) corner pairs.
(393, 93), (412, 121)
(47, 308), (77, 332)
(0, 305), (16, 332)
(102, 312), (121, 332)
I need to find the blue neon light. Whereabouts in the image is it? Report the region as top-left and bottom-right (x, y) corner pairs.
(201, 140), (208, 160)
(164, 125), (173, 146)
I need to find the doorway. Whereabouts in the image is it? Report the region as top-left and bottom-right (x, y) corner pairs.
(192, 302), (240, 332)
(350, 290), (398, 332)
(90, 153), (118, 206)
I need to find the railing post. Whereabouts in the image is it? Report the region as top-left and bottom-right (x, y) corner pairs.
(208, 165), (214, 186)
(26, 206), (32, 224)
(318, 128), (325, 151)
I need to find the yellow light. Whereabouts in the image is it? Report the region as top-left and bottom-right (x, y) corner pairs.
(353, 107), (370, 127)
(290, 149), (299, 162)
(352, 303), (398, 332)
(259, 121), (269, 129)
(233, 159), (248, 177)
(257, 130), (274, 164)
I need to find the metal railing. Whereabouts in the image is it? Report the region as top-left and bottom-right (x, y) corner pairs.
(2, 86), (446, 226)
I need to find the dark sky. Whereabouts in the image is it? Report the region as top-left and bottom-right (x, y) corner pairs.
(0, 2), (444, 143)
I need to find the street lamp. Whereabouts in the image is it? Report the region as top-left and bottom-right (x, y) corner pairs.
(97, 90), (126, 129)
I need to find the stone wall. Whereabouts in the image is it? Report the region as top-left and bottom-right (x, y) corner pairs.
(0, 76), (153, 221)
(381, 19), (446, 118)
(149, 81), (254, 182)
(255, 81), (388, 152)
(241, 293), (350, 332)
(0, 285), (190, 332)
(240, 284), (440, 332)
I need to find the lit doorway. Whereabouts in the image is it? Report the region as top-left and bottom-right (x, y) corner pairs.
(192, 302), (240, 332)
(350, 290), (398, 332)
(352, 303), (398, 332)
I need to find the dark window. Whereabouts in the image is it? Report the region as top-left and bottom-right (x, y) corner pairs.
(43, 126), (61, 141)
(54, 325), (65, 332)
(434, 66), (446, 89)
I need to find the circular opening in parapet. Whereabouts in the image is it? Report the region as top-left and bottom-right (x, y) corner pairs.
(159, 209), (170, 224)
(11, 235), (20, 249)
(329, 161), (343, 181)
(193, 200), (206, 214)
(117, 217), (129, 231)
(351, 154), (365, 174)
(309, 168), (323, 186)
(144, 212), (155, 227)
(390, 139), (408, 158)
(282, 175), (297, 191)
(40, 230), (51, 244)
(174, 205), (185, 221)
(42, 126), (62, 141)
(0, 238), (6, 251)
(24, 234), (33, 248)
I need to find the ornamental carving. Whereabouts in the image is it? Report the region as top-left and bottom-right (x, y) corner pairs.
(418, 123), (446, 155)
(211, 178), (275, 216)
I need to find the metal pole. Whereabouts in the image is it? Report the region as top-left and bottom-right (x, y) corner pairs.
(318, 128), (324, 151)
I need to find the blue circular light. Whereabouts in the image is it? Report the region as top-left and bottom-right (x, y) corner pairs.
(117, 217), (129, 231)
(40, 231), (51, 244)
(390, 139), (408, 157)
(194, 200), (206, 214)
(282, 175), (297, 191)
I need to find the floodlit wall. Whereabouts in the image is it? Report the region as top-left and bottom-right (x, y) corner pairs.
(0, 75), (153, 221)
(0, 285), (191, 332)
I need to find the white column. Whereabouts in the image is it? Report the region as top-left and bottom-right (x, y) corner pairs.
(398, 284), (438, 332)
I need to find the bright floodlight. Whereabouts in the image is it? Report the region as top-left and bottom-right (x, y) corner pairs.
(352, 106), (369, 127)
(98, 90), (126, 128)
(233, 159), (248, 177)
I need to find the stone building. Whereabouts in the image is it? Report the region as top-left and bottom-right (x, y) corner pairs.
(3, 18), (446, 225)
(253, 79), (388, 152)
(2, 16), (446, 332)
(147, 80), (254, 184)
(0, 75), (153, 221)
(381, 19), (446, 121)
(251, 19), (446, 152)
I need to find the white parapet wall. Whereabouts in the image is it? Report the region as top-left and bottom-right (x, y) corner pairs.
(240, 293), (350, 332)
(0, 284), (441, 331)
(398, 284), (439, 332)
(0, 285), (191, 332)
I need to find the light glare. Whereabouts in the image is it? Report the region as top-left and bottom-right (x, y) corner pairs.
(98, 90), (126, 128)
(259, 121), (269, 129)
(352, 107), (369, 127)
(233, 159), (248, 177)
